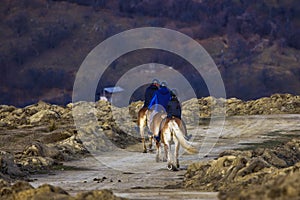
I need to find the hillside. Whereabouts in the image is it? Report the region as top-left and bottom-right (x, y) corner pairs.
(1, 0), (300, 106)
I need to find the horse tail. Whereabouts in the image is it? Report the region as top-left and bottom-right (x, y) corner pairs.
(170, 120), (198, 154)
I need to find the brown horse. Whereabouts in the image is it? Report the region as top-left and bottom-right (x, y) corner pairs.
(137, 107), (149, 153)
(137, 107), (163, 154)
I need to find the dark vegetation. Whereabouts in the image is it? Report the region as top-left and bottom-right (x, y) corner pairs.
(1, 0), (300, 106)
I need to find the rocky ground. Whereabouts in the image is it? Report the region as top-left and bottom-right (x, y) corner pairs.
(184, 139), (300, 200)
(0, 93), (300, 199)
(0, 179), (126, 200)
(0, 100), (137, 199)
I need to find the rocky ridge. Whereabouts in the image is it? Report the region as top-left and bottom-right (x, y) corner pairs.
(130, 93), (300, 125)
(183, 93), (300, 118)
(1, 93), (299, 129)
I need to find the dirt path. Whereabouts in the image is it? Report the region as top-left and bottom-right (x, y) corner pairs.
(30, 114), (300, 199)
(30, 150), (219, 199)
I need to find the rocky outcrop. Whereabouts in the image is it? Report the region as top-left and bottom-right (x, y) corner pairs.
(0, 101), (70, 129)
(0, 180), (126, 200)
(226, 93), (300, 116)
(183, 139), (300, 200)
(182, 93), (300, 121)
(1, 94), (299, 129)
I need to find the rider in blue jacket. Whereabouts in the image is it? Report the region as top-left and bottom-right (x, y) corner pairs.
(148, 81), (171, 112)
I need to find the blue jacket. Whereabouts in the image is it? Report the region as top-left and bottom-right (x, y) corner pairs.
(148, 86), (171, 111)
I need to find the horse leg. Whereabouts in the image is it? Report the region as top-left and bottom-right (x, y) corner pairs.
(138, 108), (147, 153)
(166, 141), (173, 170)
(149, 135), (153, 151)
(153, 115), (161, 161)
(164, 126), (172, 169)
(155, 140), (161, 162)
(174, 138), (180, 169)
(140, 122), (147, 153)
(163, 143), (168, 162)
(162, 129), (168, 162)
(159, 118), (168, 162)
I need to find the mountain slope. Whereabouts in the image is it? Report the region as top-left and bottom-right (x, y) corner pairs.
(1, 0), (300, 106)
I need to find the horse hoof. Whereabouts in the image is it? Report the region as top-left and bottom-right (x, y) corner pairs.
(143, 149), (147, 153)
(148, 149), (154, 153)
(172, 166), (179, 171)
(167, 164), (178, 171)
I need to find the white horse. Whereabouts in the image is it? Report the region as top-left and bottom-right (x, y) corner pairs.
(138, 108), (198, 170)
(160, 117), (198, 170)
